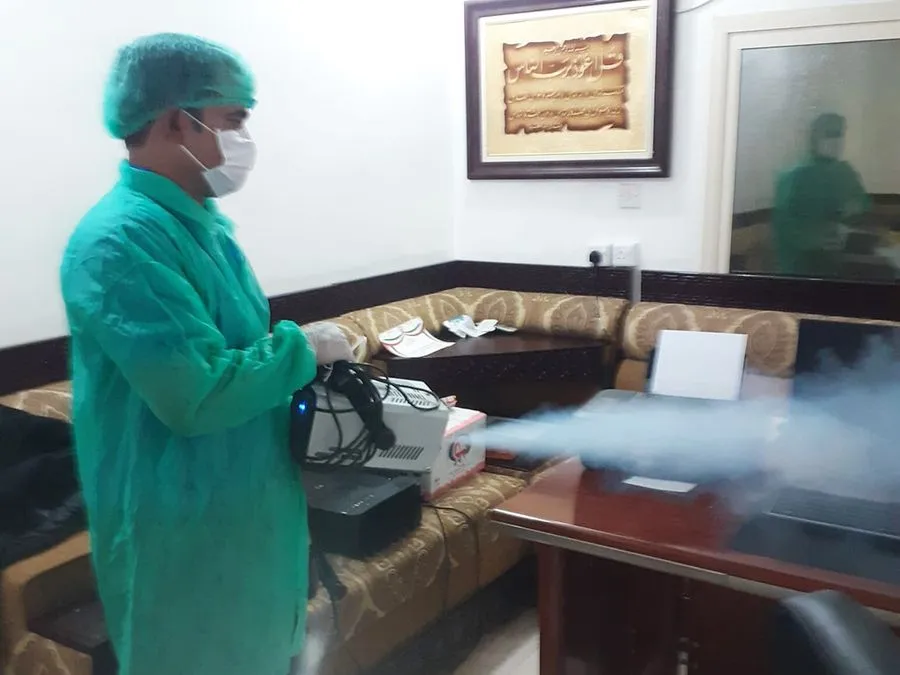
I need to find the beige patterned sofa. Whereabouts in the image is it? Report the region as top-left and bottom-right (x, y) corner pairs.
(1, 288), (627, 675)
(614, 302), (900, 394)
(614, 303), (800, 392)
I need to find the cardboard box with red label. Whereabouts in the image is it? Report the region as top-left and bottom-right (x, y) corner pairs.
(421, 407), (486, 500)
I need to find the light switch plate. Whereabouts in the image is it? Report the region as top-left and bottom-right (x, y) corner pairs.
(618, 183), (642, 210)
(612, 242), (640, 267)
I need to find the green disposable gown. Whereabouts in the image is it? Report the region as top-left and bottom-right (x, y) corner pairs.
(771, 159), (870, 277)
(60, 162), (317, 675)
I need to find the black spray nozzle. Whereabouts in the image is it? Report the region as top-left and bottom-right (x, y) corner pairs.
(323, 361), (395, 450)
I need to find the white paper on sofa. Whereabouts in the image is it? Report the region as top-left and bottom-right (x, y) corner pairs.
(443, 314), (518, 338)
(378, 317), (453, 358)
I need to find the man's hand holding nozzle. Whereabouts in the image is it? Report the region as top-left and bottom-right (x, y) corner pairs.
(303, 322), (355, 365)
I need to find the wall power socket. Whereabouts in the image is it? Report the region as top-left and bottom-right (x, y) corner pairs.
(587, 245), (613, 267)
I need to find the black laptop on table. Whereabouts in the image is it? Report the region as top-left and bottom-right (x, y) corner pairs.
(730, 318), (900, 585)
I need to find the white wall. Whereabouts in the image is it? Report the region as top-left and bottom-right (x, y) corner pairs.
(451, 0), (888, 270)
(0, 0), (455, 348)
(732, 39), (900, 214)
(0, 0), (890, 348)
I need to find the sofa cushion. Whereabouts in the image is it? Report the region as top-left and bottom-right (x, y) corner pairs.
(345, 288), (628, 362)
(622, 303), (799, 377)
(614, 359), (650, 392)
(622, 303), (900, 381)
(1, 532), (93, 668)
(342, 295), (453, 362)
(0, 383), (72, 423)
(448, 288), (627, 341)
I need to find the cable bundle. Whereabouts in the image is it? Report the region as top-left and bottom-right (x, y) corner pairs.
(303, 362), (442, 471)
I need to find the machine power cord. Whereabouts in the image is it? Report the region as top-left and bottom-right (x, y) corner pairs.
(315, 504), (483, 675)
(423, 504), (485, 656)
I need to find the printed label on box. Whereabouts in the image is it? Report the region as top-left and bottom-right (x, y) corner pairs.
(422, 407), (487, 500)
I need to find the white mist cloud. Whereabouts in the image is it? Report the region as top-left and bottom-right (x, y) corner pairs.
(472, 336), (900, 502)
(294, 629), (328, 675)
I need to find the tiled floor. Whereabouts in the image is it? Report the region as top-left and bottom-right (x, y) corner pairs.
(452, 609), (539, 675)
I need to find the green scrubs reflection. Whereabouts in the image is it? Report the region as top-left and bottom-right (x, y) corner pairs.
(771, 113), (870, 277)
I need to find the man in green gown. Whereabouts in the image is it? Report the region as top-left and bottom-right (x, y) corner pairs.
(771, 112), (871, 277)
(59, 33), (352, 675)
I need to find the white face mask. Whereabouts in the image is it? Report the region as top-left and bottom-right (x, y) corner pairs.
(817, 137), (844, 160)
(181, 112), (257, 198)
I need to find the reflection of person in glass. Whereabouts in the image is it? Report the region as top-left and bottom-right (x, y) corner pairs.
(771, 113), (871, 277)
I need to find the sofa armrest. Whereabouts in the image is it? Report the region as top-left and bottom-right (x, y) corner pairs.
(1, 533), (93, 662)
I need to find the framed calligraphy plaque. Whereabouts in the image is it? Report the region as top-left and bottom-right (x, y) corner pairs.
(464, 0), (675, 179)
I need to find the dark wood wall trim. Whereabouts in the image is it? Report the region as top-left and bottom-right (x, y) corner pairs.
(0, 337), (69, 397)
(269, 262), (455, 325)
(455, 261), (900, 321)
(0, 262), (457, 397)
(3, 260), (899, 395)
(640, 271), (900, 319)
(452, 261), (631, 297)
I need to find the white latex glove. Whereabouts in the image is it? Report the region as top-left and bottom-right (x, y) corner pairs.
(303, 322), (354, 365)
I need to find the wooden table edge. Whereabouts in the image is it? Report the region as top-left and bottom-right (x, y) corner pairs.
(490, 515), (900, 627)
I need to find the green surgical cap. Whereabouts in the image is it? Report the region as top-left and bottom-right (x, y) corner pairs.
(811, 113), (846, 141)
(103, 33), (256, 140)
